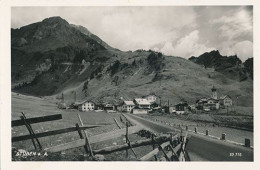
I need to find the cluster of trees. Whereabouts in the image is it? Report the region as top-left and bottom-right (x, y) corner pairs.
(73, 50), (89, 63)
(13, 82), (29, 90)
(82, 81), (89, 96)
(107, 60), (130, 76)
(109, 60), (120, 75)
(147, 52), (164, 72)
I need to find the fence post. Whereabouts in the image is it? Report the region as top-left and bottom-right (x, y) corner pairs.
(245, 138), (250, 147)
(114, 118), (121, 129)
(194, 127), (197, 133)
(185, 126), (188, 131)
(206, 130), (209, 136)
(76, 113), (94, 157)
(75, 123), (88, 154)
(221, 133), (226, 140)
(20, 112), (42, 150)
(152, 134), (157, 161)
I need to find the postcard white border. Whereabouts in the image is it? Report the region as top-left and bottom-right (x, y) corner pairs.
(1, 0), (260, 170)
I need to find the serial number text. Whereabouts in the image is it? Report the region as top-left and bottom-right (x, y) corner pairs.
(229, 153), (242, 157)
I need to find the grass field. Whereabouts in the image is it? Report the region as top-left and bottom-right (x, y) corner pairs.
(12, 93), (122, 158)
(11, 92), (161, 161)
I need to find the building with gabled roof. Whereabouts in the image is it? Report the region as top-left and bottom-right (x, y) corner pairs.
(206, 98), (220, 110)
(134, 98), (151, 109)
(175, 103), (185, 114)
(104, 103), (115, 111)
(145, 94), (157, 104)
(219, 95), (232, 107)
(76, 100), (95, 111)
(122, 101), (135, 112)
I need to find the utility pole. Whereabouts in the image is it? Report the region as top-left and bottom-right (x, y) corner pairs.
(167, 98), (169, 113)
(74, 91), (77, 103)
(159, 96), (162, 107)
(61, 92), (64, 103)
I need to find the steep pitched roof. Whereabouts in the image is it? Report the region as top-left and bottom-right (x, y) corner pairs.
(220, 95), (232, 100)
(124, 101), (135, 105)
(207, 98), (219, 101)
(134, 98), (150, 105)
(197, 97), (208, 103)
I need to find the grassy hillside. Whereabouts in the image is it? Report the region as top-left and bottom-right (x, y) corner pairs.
(17, 50), (251, 110)
(11, 17), (253, 110)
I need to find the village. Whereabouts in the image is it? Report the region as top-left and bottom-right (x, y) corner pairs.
(11, 86), (253, 161)
(59, 86), (233, 116)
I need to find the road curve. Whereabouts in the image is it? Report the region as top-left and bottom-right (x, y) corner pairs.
(123, 113), (253, 161)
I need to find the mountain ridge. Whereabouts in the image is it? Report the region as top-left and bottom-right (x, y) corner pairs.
(189, 50), (253, 81)
(11, 17), (253, 108)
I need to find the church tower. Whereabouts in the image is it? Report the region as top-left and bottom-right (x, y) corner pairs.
(211, 86), (217, 99)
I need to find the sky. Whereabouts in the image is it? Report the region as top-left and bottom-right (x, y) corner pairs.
(11, 6), (253, 62)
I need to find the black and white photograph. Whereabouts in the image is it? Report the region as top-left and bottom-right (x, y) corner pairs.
(9, 6), (254, 162)
(0, 1), (259, 168)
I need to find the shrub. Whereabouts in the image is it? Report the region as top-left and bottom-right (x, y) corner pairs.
(110, 60), (120, 75)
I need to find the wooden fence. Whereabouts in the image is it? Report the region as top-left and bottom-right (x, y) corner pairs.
(12, 112), (190, 161)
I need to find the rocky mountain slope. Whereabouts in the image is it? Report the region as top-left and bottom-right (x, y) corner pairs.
(11, 17), (253, 108)
(189, 50), (253, 81)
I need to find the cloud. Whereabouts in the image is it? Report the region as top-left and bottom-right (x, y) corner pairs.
(220, 40), (253, 62)
(211, 8), (252, 40)
(97, 7), (197, 51)
(11, 6), (253, 61)
(11, 7), (197, 52)
(160, 30), (215, 58)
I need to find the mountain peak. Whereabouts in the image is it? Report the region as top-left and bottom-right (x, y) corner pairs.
(209, 50), (220, 56)
(11, 16), (112, 51)
(188, 49), (253, 81)
(42, 16), (69, 25)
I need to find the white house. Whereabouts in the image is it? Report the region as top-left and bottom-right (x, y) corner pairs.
(122, 101), (135, 112)
(78, 101), (95, 111)
(134, 98), (151, 109)
(207, 98), (220, 110)
(145, 95), (157, 104)
(175, 103), (185, 114)
(219, 95), (232, 107)
(169, 106), (176, 114)
(104, 103), (115, 112)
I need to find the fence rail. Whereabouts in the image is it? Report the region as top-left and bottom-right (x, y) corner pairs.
(12, 114), (62, 127)
(12, 125), (103, 142)
(45, 125), (144, 153)
(12, 112), (190, 161)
